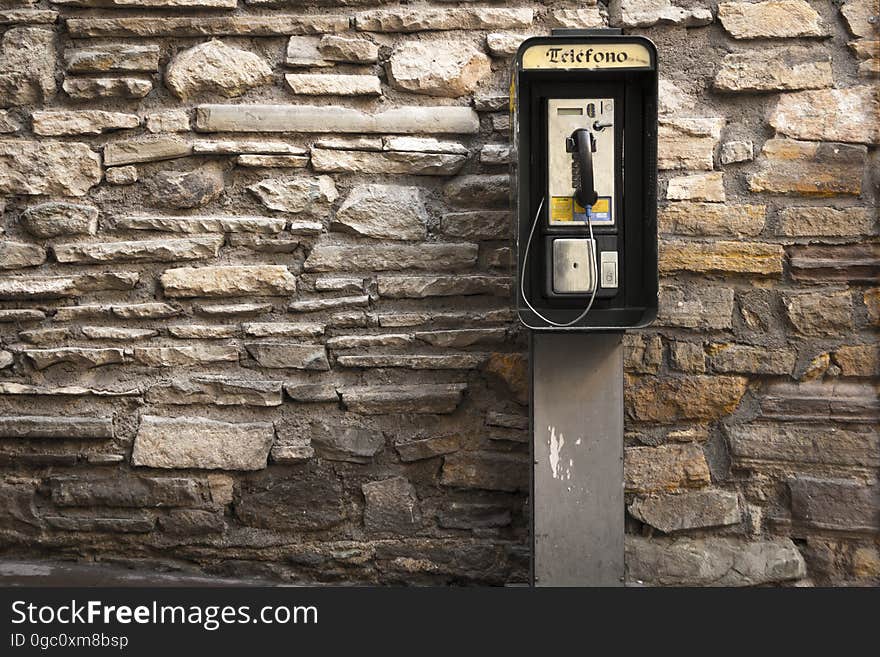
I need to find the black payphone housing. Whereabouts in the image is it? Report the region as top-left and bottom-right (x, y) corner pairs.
(512, 31), (659, 330)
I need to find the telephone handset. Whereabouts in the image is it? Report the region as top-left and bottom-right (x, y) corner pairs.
(566, 128), (598, 210)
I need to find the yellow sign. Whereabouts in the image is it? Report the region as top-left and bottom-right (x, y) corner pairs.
(550, 197), (610, 222)
(522, 43), (652, 70)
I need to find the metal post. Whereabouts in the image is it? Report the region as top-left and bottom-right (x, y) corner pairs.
(531, 331), (624, 586)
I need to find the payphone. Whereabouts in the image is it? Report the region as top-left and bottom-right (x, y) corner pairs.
(512, 32), (659, 330)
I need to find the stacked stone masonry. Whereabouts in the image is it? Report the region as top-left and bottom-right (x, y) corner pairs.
(0, 0), (877, 586)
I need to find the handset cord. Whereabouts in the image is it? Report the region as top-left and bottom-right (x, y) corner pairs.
(519, 195), (599, 328)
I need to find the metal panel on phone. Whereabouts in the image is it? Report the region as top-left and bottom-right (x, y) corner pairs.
(547, 98), (615, 226)
(552, 238), (595, 294)
(532, 332), (624, 586)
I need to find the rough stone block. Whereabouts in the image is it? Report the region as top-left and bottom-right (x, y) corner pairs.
(132, 415), (275, 471)
(626, 536), (806, 586)
(362, 477), (421, 533)
(160, 265), (296, 297)
(340, 383), (467, 414)
(629, 490), (742, 532)
(441, 452), (529, 491)
(626, 374), (748, 424)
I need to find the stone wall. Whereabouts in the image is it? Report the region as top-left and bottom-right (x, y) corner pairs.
(0, 0), (876, 585)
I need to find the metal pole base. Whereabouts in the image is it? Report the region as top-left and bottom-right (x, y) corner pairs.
(531, 332), (624, 587)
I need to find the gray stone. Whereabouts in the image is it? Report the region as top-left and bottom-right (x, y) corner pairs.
(46, 475), (208, 507)
(310, 421), (384, 463)
(658, 118), (724, 171)
(269, 442), (314, 464)
(0, 351), (12, 369)
(0, 272), (138, 300)
(32, 110), (140, 136)
(480, 143), (511, 164)
(657, 284), (734, 329)
(110, 214), (286, 234)
(67, 15), (349, 38)
(336, 353), (486, 370)
(444, 175), (509, 207)
(784, 289), (853, 336)
(285, 73), (381, 96)
(758, 380), (879, 423)
(0, 27), (56, 106)
(19, 327), (70, 345)
(629, 490), (742, 533)
(354, 7), (534, 32)
(626, 536), (806, 586)
(242, 322), (323, 338)
(0, 415), (113, 439)
(235, 154), (309, 168)
(395, 435), (459, 462)
(719, 140), (754, 164)
(21, 202), (99, 238)
(319, 35), (378, 63)
(167, 324), (237, 339)
(44, 514), (154, 533)
(235, 467), (345, 531)
(0, 309), (45, 322)
(326, 334), (413, 350)
(159, 509), (225, 536)
(609, 0), (712, 27)
(81, 327), (157, 340)
(718, 1), (827, 39)
(145, 109), (191, 133)
(708, 343), (796, 375)
(387, 40), (490, 97)
(195, 104), (480, 134)
(438, 502), (511, 529)
(147, 165), (225, 209)
(104, 136), (192, 166)
(417, 328), (507, 349)
(146, 377), (283, 406)
(769, 86), (880, 145)
(64, 43), (160, 73)
(311, 148), (466, 175)
(0, 241), (45, 269)
(193, 139), (308, 155)
(105, 166), (137, 185)
(340, 383), (467, 414)
(288, 295), (369, 313)
(625, 444), (711, 493)
(111, 302), (181, 319)
(245, 343), (329, 370)
(378, 275), (510, 298)
(195, 302), (273, 317)
(362, 477), (420, 533)
(160, 265), (296, 297)
(727, 424), (879, 469)
(0, 140), (101, 197)
(789, 477), (879, 532)
(441, 452), (529, 492)
(313, 136), (383, 151)
(384, 136), (468, 155)
(777, 207), (874, 239)
(714, 47), (832, 92)
(285, 35), (332, 68)
(666, 172), (725, 202)
(551, 7), (607, 28)
(283, 383), (339, 403)
(24, 347), (125, 370)
(133, 415), (275, 471)
(131, 345), (239, 367)
(305, 243), (476, 272)
(332, 184), (426, 240)
(63, 77), (153, 99)
(441, 211), (510, 240)
(0, 109), (20, 133)
(165, 39), (273, 100)
(53, 236), (223, 264)
(247, 176), (337, 215)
